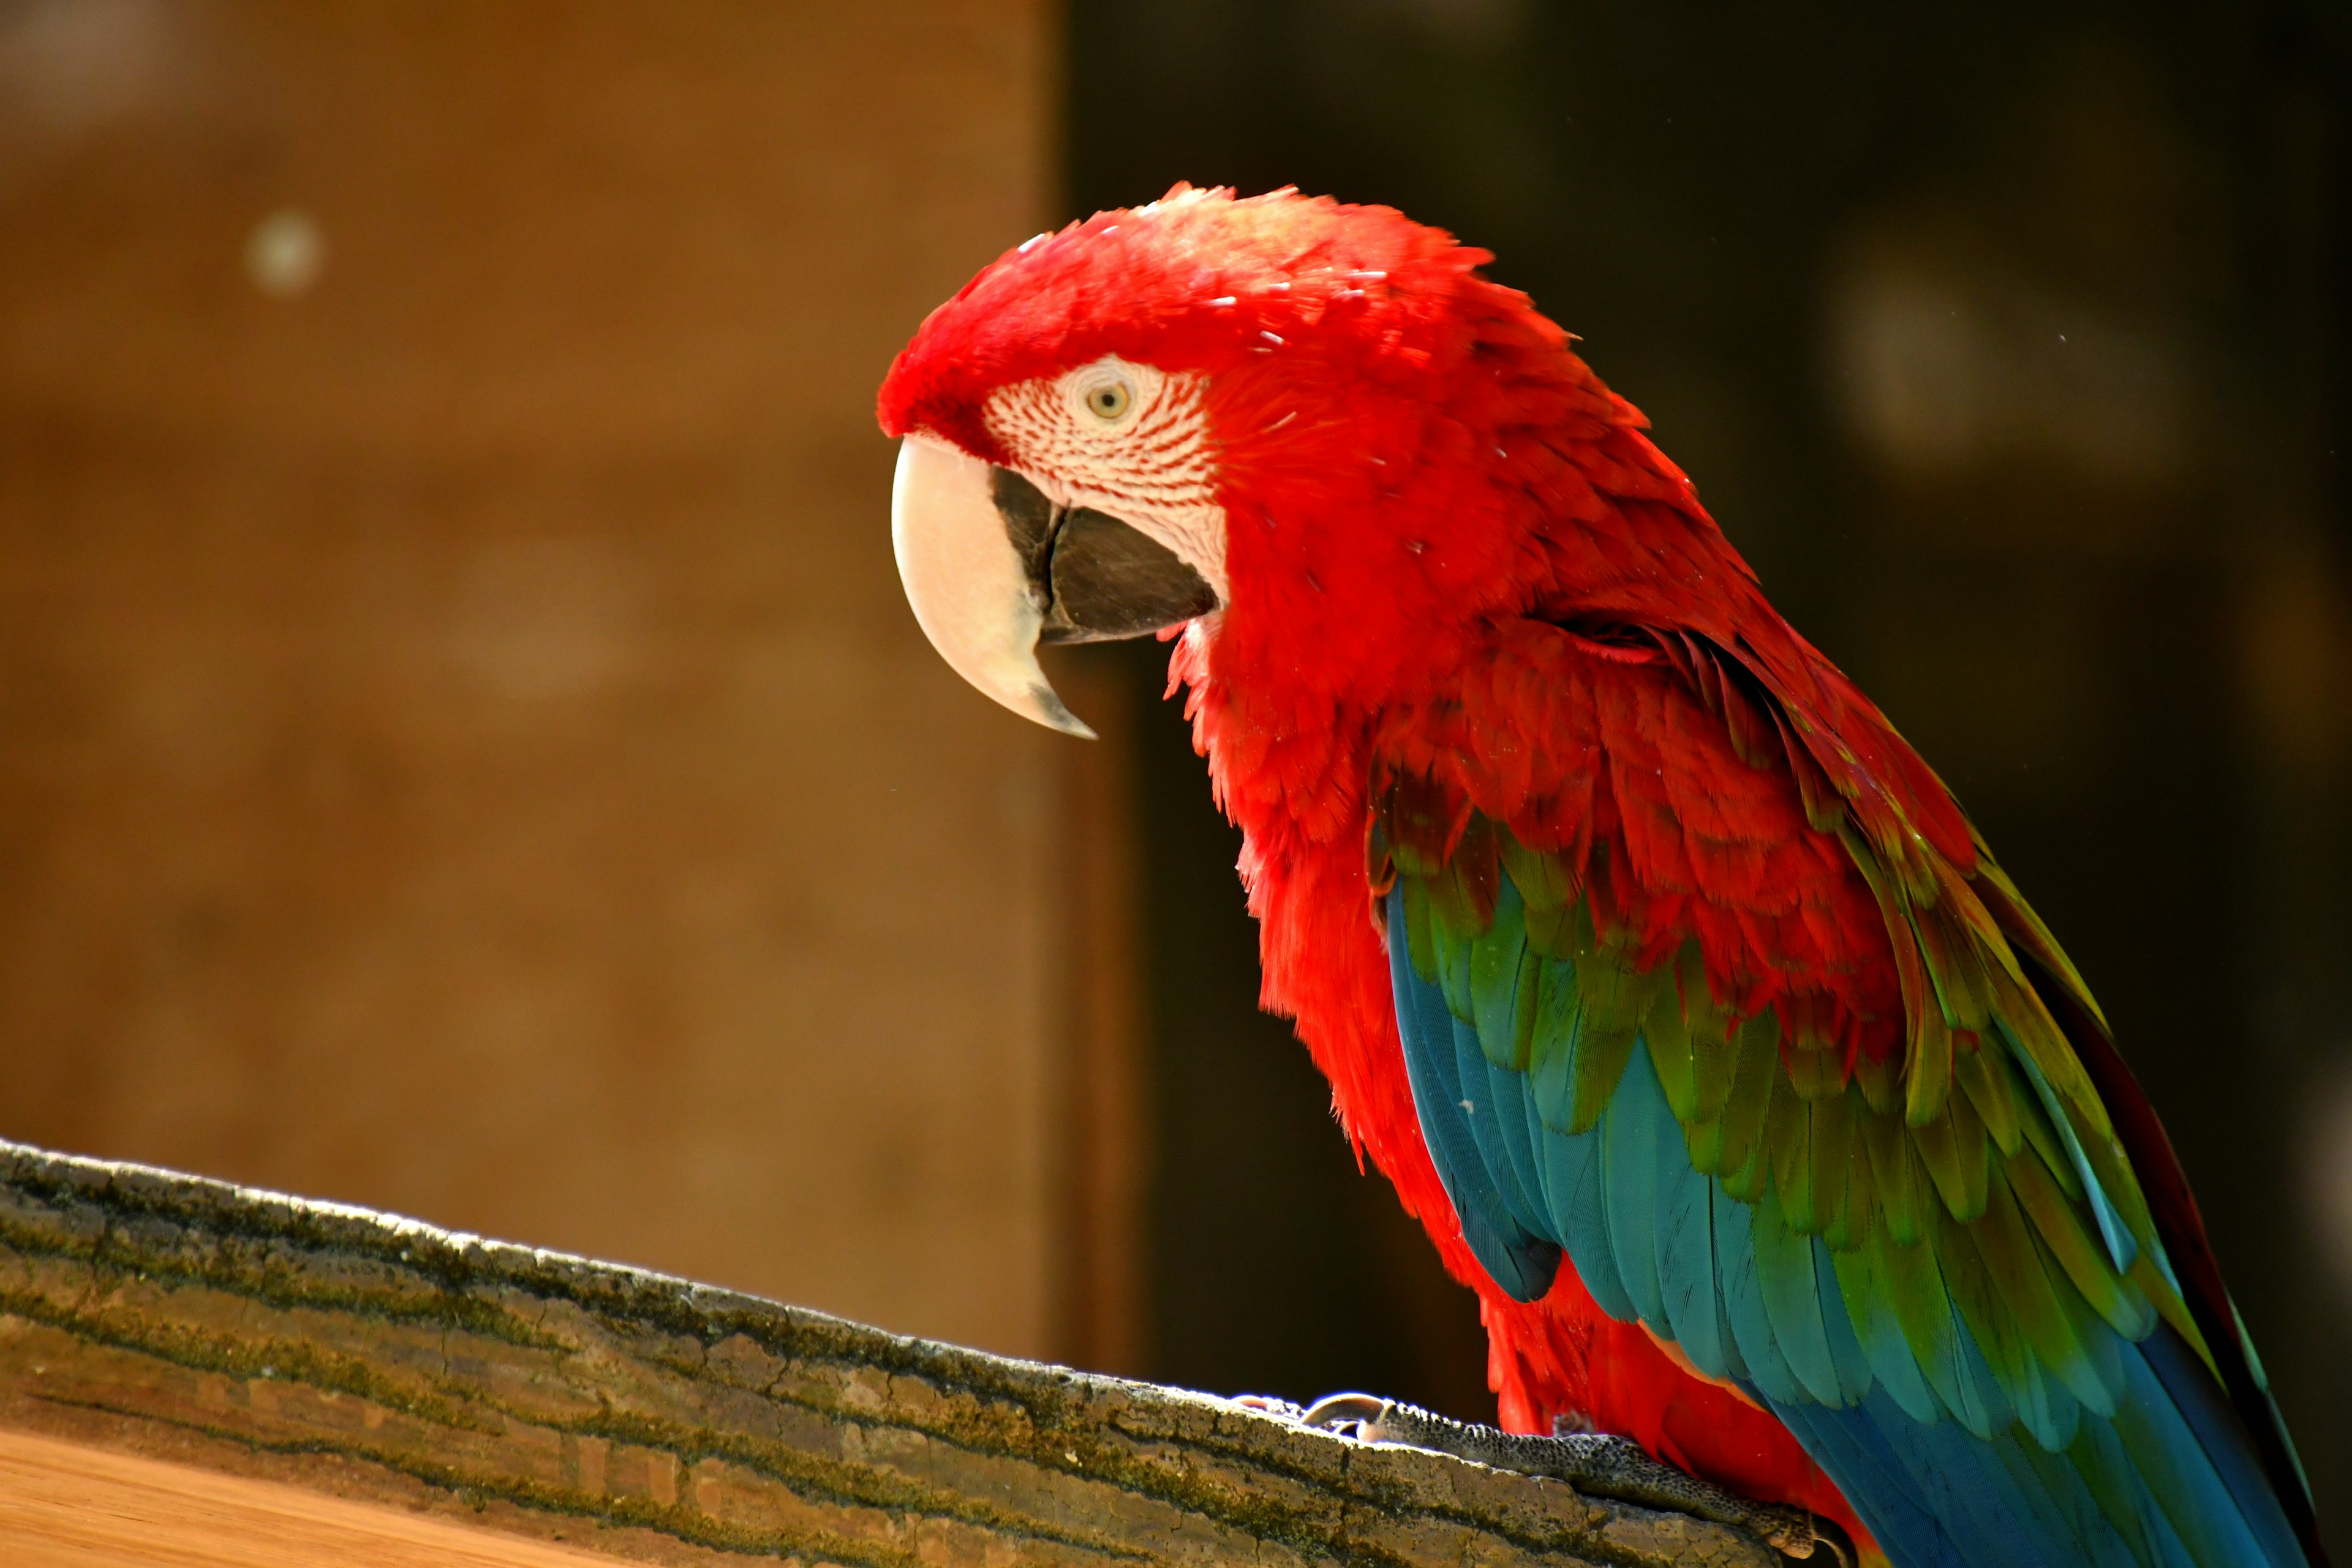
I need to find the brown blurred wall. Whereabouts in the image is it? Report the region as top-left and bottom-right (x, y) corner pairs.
(0, 0), (1121, 1365)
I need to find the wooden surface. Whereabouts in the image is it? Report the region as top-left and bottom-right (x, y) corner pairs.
(0, 0), (1124, 1369)
(2, 1426), (620, 1567)
(0, 1140), (1779, 1568)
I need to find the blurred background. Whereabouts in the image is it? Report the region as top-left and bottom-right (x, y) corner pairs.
(2, 0), (2348, 1556)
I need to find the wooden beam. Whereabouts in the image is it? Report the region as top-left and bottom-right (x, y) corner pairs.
(0, 1140), (1779, 1567)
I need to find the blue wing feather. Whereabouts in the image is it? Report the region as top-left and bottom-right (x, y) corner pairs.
(1536, 1098), (1639, 1321)
(1830, 1236), (1942, 1423)
(1751, 1185), (1846, 1406)
(1654, 1109), (1727, 1378)
(1600, 1050), (1668, 1327)
(1383, 883), (2308, 1568)
(2132, 1330), (2310, 1568)
(1709, 1174), (1812, 1404)
(1461, 1025), (1553, 1243)
(1389, 904), (1559, 1301)
(1817, 1233), (1880, 1404)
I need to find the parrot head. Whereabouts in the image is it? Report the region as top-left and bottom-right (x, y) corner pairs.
(878, 184), (1616, 736)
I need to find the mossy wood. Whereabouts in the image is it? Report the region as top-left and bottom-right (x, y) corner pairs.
(0, 1140), (1777, 1568)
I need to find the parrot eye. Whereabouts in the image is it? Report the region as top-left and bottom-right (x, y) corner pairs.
(1084, 380), (1133, 421)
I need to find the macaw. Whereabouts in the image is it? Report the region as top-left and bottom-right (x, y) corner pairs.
(875, 186), (2324, 1568)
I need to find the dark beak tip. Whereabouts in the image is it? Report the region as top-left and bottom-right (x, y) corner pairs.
(1028, 680), (1098, 740)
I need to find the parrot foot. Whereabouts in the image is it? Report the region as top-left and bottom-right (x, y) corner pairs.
(1294, 1393), (1849, 1566)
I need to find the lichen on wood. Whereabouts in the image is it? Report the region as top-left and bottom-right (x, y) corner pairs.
(0, 1140), (1781, 1567)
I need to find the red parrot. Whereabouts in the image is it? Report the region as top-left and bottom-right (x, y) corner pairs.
(876, 186), (2323, 1568)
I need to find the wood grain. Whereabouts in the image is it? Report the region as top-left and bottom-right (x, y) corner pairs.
(0, 1139), (1779, 1568)
(1, 1426), (619, 1568)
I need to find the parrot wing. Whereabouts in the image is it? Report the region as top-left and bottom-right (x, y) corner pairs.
(1368, 615), (2317, 1568)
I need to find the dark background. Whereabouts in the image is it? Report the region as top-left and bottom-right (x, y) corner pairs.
(1069, 4), (2352, 1557)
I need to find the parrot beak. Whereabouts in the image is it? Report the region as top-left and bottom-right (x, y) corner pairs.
(891, 434), (1222, 737)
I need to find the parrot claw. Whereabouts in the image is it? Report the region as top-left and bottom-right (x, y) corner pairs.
(1289, 1394), (1850, 1567)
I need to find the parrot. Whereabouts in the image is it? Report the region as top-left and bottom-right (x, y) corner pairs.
(874, 185), (2324, 1568)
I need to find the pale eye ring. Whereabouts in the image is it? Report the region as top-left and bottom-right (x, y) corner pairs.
(1084, 379), (1133, 421)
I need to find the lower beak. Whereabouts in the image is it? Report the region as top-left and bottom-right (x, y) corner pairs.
(890, 435), (1221, 737)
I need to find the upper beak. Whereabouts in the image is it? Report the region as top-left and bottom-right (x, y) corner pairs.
(891, 434), (1221, 737)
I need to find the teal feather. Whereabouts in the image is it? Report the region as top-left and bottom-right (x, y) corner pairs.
(1446, 1015), (1538, 1234)
(1950, 1303), (2021, 1440)
(1600, 1041), (1668, 1328)
(1433, 926), (1476, 1034)
(1995, 1428), (2141, 1568)
(1471, 1042), (1551, 1240)
(1527, 958), (1582, 1130)
(2020, 1358), (2084, 1455)
(1830, 1234), (1941, 1423)
(1817, 1234), (1880, 1405)
(1877, 1228), (1992, 1434)
(1713, 1182), (1804, 1404)
(1469, 875), (1537, 1069)
(2004, 1022), (2141, 1279)
(1654, 1093), (1729, 1379)
(1387, 888), (1559, 1301)
(1537, 1105), (1637, 1322)
(2133, 1330), (2310, 1568)
(1752, 1187), (1847, 1406)
(2054, 1251), (2130, 1420)
(2065, 1412), (2195, 1568)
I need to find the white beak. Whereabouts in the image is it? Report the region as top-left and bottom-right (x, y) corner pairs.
(891, 434), (1096, 737)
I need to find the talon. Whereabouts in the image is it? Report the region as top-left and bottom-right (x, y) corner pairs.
(1767, 1513), (1854, 1568)
(1300, 1392), (1391, 1436)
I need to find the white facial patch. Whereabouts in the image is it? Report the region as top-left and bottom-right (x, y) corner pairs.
(982, 355), (1229, 603)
